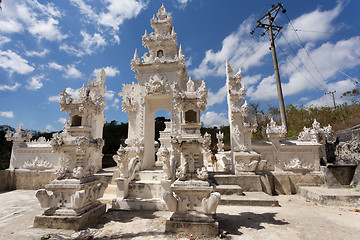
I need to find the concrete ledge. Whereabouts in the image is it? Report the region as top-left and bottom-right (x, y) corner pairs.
(0, 170), (11, 190)
(221, 192), (280, 207)
(112, 197), (167, 211)
(271, 171), (325, 195)
(33, 203), (106, 230)
(297, 186), (360, 206)
(13, 169), (56, 190)
(212, 174), (263, 191)
(165, 219), (219, 236)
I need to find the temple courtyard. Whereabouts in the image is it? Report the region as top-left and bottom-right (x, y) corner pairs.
(1, 189), (359, 240)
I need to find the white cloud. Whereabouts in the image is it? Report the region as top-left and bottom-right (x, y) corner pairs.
(0, 18), (23, 33)
(242, 74), (262, 86)
(247, 75), (277, 101)
(48, 95), (60, 102)
(28, 18), (66, 41)
(306, 79), (354, 107)
(175, 0), (192, 9)
(93, 66), (120, 77)
(48, 87), (80, 103)
(0, 36), (11, 46)
(26, 75), (44, 90)
(60, 31), (107, 57)
(190, 17), (269, 79)
(70, 0), (147, 31)
(43, 124), (54, 132)
(63, 65), (83, 79)
(48, 61), (63, 70)
(185, 57), (192, 68)
(279, 2), (343, 44)
(0, 82), (21, 91)
(57, 118), (66, 124)
(0, 50), (34, 74)
(104, 90), (115, 100)
(207, 84), (227, 107)
(113, 35), (120, 44)
(80, 30), (107, 55)
(0, 111), (14, 119)
(59, 44), (84, 57)
(25, 49), (49, 57)
(201, 111), (228, 127)
(0, 0), (66, 41)
(110, 98), (120, 109)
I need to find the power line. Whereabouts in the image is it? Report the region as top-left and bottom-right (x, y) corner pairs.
(284, 12), (330, 91)
(279, 32), (329, 92)
(293, 29), (359, 37)
(234, 36), (267, 69)
(276, 42), (325, 93)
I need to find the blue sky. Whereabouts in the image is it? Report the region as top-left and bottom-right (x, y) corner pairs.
(0, 0), (359, 132)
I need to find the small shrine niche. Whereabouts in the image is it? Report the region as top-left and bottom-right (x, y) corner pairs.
(157, 49), (164, 58)
(184, 110), (197, 123)
(71, 115), (82, 127)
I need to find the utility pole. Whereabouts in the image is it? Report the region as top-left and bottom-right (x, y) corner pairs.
(251, 3), (288, 131)
(325, 91), (337, 110)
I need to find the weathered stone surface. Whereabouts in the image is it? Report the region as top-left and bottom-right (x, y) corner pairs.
(165, 219), (219, 236)
(0, 170), (11, 190)
(322, 165), (357, 186)
(297, 186), (360, 206)
(12, 169), (56, 190)
(33, 203), (106, 230)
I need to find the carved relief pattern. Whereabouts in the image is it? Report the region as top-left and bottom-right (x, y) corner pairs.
(23, 156), (53, 170)
(298, 119), (333, 143)
(145, 73), (170, 95)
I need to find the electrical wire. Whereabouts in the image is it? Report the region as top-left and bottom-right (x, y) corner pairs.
(234, 37), (267, 70)
(280, 32), (328, 92)
(293, 29), (359, 37)
(276, 42), (326, 93)
(284, 12), (334, 92)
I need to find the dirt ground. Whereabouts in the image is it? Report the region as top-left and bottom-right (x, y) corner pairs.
(0, 190), (359, 240)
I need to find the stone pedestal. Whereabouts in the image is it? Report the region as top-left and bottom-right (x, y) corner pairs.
(164, 180), (220, 236)
(33, 203), (106, 230)
(34, 177), (107, 230)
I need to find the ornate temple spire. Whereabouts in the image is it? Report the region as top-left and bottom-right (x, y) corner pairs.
(133, 48), (139, 61)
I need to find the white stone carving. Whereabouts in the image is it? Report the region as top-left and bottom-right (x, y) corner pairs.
(34, 69), (108, 227)
(145, 73), (170, 95)
(23, 156), (53, 170)
(266, 118), (287, 139)
(284, 157), (312, 171)
(216, 131), (224, 152)
(298, 119), (333, 143)
(226, 60), (262, 174)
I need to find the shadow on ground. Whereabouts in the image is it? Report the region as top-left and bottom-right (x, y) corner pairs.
(90, 209), (159, 228)
(217, 212), (289, 236)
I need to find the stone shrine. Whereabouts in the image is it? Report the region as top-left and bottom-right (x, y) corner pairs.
(33, 69), (108, 230)
(112, 4), (220, 235)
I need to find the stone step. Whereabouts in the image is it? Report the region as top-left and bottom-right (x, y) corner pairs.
(297, 186), (360, 206)
(220, 192), (279, 207)
(211, 174), (263, 192)
(113, 197), (167, 211)
(214, 185), (244, 195)
(95, 166), (117, 184)
(135, 170), (164, 181)
(128, 180), (163, 199)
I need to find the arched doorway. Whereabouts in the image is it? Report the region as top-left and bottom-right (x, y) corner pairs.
(143, 94), (171, 169)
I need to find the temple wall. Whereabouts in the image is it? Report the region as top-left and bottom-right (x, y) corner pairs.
(252, 140), (321, 172)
